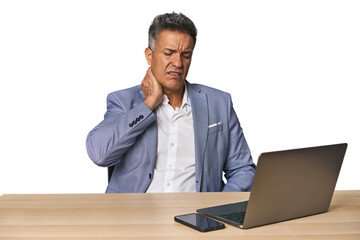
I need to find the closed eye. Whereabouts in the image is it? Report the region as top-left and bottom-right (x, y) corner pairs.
(182, 53), (192, 59)
(164, 49), (175, 56)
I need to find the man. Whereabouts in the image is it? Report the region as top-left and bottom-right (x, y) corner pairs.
(86, 12), (256, 193)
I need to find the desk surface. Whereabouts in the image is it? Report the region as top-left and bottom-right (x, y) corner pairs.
(0, 190), (359, 240)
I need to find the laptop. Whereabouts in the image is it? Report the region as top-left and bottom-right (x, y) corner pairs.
(197, 143), (347, 229)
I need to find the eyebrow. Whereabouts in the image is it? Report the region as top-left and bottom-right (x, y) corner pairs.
(164, 48), (193, 54)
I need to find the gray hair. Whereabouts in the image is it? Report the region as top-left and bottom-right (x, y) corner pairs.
(148, 12), (197, 51)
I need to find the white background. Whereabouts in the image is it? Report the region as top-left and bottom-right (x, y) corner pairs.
(1, 0), (359, 194)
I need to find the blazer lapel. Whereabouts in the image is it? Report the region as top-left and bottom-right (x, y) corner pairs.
(145, 120), (158, 170)
(187, 82), (209, 192)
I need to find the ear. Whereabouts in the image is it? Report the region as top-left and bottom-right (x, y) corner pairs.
(145, 48), (152, 66)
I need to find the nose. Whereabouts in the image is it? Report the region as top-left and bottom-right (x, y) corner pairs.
(172, 53), (183, 68)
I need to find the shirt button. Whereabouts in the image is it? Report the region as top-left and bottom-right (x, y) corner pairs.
(167, 182), (171, 186)
(170, 143), (174, 147)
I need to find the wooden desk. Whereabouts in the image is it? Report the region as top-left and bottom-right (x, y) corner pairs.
(0, 191), (359, 239)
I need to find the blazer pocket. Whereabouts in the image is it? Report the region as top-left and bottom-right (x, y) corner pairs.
(208, 122), (223, 134)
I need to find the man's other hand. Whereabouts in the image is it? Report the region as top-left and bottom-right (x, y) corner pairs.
(141, 68), (163, 111)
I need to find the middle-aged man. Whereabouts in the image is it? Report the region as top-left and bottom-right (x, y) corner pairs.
(86, 12), (256, 193)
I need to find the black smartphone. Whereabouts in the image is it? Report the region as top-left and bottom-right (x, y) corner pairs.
(174, 213), (225, 232)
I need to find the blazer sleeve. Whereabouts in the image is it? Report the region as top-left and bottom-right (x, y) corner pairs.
(86, 91), (156, 167)
(222, 96), (256, 192)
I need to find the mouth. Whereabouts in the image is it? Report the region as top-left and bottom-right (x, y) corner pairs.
(167, 71), (183, 78)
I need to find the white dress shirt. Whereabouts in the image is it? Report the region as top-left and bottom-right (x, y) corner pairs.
(146, 84), (196, 193)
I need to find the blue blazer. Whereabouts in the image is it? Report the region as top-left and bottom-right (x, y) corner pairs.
(86, 81), (256, 193)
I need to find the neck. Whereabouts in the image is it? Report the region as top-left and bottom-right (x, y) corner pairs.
(164, 85), (185, 109)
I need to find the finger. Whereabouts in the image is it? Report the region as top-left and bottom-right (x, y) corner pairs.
(147, 67), (157, 82)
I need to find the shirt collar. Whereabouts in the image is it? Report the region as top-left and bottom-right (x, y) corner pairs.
(182, 83), (191, 107)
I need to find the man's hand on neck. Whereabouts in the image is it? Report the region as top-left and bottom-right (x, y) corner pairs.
(141, 68), (184, 110)
(141, 68), (164, 111)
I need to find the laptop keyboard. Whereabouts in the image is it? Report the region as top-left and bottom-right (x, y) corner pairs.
(219, 211), (246, 224)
